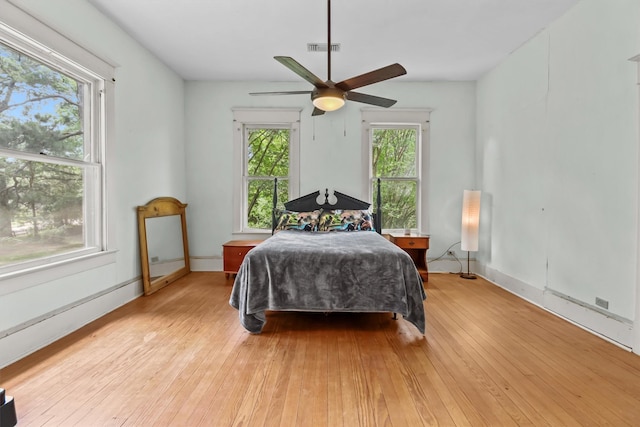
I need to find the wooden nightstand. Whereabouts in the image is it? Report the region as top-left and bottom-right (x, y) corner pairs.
(222, 240), (263, 279)
(386, 234), (429, 282)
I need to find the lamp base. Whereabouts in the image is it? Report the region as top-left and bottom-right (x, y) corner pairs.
(461, 251), (477, 279)
(0, 388), (17, 427)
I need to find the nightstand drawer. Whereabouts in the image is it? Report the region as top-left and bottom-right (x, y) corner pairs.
(222, 240), (263, 277)
(392, 236), (429, 249)
(223, 247), (253, 271)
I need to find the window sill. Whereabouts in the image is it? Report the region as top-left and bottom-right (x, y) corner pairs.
(232, 230), (272, 240)
(0, 250), (118, 296)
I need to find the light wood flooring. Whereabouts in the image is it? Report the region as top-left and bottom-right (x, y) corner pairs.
(2, 272), (640, 426)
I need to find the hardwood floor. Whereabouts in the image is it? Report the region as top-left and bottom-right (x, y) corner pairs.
(2, 272), (640, 426)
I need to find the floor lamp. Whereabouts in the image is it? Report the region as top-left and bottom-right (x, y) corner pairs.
(460, 190), (481, 279)
(0, 388), (17, 426)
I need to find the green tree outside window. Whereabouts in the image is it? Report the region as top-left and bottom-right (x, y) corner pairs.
(245, 128), (289, 229)
(0, 41), (87, 266)
(372, 127), (419, 230)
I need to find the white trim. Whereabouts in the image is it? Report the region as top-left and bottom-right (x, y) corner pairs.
(189, 256), (221, 272)
(0, 4), (117, 290)
(361, 108), (432, 234)
(232, 108), (301, 233)
(0, 277), (141, 368)
(3, 0), (117, 79)
(0, 250), (117, 296)
(479, 264), (634, 350)
(543, 289), (633, 349)
(479, 264), (544, 306)
(231, 107), (302, 123)
(631, 54), (640, 355)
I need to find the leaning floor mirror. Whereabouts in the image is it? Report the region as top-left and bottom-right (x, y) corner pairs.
(137, 197), (191, 296)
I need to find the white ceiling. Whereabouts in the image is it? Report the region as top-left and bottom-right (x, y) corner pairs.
(87, 0), (580, 82)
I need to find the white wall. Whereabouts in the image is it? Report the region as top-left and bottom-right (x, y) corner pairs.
(8, 0), (636, 367)
(477, 0), (640, 347)
(184, 81), (476, 267)
(0, 0), (476, 368)
(0, 0), (186, 367)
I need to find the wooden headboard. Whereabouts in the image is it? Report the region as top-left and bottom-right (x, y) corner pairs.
(271, 178), (382, 233)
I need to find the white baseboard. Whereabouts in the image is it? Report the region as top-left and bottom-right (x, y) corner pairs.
(543, 289), (633, 349)
(479, 265), (633, 351)
(427, 259), (469, 275)
(190, 256), (221, 272)
(0, 279), (142, 369)
(478, 265), (544, 306)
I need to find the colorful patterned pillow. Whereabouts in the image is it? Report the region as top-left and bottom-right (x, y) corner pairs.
(318, 209), (375, 232)
(274, 209), (321, 232)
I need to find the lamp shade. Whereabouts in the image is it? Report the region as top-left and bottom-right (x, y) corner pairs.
(312, 95), (345, 111)
(461, 190), (481, 252)
(311, 87), (345, 112)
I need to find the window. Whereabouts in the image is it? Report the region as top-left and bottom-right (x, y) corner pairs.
(233, 109), (300, 232)
(372, 126), (420, 229)
(245, 127), (289, 229)
(362, 109), (431, 233)
(0, 22), (108, 275)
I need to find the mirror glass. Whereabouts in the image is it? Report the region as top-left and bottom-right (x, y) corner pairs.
(146, 215), (185, 280)
(137, 197), (190, 295)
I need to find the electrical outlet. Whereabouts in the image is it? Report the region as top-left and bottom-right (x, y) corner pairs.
(595, 297), (609, 310)
(447, 250), (455, 257)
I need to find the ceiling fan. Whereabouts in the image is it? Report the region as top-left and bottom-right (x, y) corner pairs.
(249, 0), (407, 116)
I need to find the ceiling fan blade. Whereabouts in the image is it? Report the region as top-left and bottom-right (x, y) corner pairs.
(249, 91), (312, 96)
(312, 107), (326, 116)
(335, 63), (407, 92)
(346, 91), (397, 108)
(274, 56), (329, 89)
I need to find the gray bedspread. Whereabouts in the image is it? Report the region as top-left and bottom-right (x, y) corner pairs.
(229, 230), (426, 334)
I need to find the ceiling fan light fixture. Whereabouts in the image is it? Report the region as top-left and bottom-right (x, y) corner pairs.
(312, 88), (345, 112)
(249, 0), (405, 115)
(312, 95), (345, 112)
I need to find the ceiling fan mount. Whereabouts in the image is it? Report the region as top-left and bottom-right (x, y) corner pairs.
(250, 0), (406, 115)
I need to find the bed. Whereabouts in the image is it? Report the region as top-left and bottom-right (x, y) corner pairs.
(229, 181), (426, 334)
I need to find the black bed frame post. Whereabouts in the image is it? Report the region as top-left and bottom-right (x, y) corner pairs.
(376, 178), (382, 234)
(271, 178), (278, 235)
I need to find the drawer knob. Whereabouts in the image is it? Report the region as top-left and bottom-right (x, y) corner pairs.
(408, 241), (415, 246)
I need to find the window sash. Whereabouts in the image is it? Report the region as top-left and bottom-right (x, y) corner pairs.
(361, 109), (431, 234)
(370, 178), (419, 230)
(233, 108), (301, 234)
(242, 124), (291, 232)
(370, 125), (420, 232)
(0, 21), (106, 276)
(244, 126), (290, 178)
(372, 126), (418, 179)
(244, 177), (289, 231)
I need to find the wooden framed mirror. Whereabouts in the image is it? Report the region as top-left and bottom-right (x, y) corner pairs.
(137, 197), (190, 295)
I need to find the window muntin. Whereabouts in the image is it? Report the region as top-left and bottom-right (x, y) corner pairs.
(369, 124), (422, 232)
(0, 30), (104, 274)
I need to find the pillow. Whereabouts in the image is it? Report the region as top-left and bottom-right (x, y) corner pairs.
(274, 209), (321, 232)
(318, 209), (375, 232)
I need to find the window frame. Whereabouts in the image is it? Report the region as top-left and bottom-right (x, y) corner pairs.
(361, 109), (431, 235)
(232, 108), (301, 234)
(0, 11), (115, 290)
